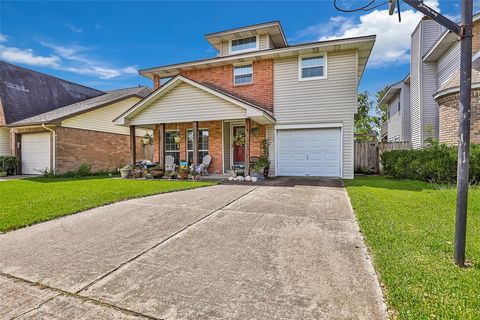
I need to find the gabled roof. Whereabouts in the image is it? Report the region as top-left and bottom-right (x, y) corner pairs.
(423, 12), (480, 62)
(114, 75), (275, 125)
(10, 86), (152, 127)
(379, 74), (410, 105)
(139, 35), (376, 86)
(0, 60), (104, 125)
(204, 21), (288, 51)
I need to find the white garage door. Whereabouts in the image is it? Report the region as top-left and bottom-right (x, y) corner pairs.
(277, 128), (341, 177)
(21, 133), (51, 174)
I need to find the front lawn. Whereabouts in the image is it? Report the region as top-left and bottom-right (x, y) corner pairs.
(0, 177), (214, 232)
(345, 176), (480, 319)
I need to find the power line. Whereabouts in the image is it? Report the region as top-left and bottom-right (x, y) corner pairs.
(333, 0), (390, 12)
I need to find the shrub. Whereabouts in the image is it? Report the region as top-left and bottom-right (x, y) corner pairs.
(0, 156), (18, 175)
(381, 142), (480, 184)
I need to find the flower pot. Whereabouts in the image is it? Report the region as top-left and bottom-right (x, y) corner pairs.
(151, 170), (164, 179)
(119, 169), (131, 179)
(142, 138), (151, 145)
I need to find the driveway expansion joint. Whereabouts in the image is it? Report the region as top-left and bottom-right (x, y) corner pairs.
(0, 272), (161, 320)
(76, 186), (260, 294)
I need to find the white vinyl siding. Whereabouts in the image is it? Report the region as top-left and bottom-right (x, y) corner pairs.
(387, 93), (403, 141)
(273, 51), (357, 178)
(129, 82), (247, 125)
(410, 19), (442, 148)
(437, 41), (460, 89)
(259, 34), (270, 50)
(62, 97), (144, 136)
(0, 127), (10, 156)
(402, 84), (411, 141)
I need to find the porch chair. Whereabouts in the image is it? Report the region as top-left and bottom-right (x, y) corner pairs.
(197, 154), (212, 175)
(165, 155), (177, 172)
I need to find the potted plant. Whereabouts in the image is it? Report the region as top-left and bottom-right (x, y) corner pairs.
(172, 132), (181, 144)
(131, 167), (144, 179)
(149, 164), (164, 179)
(119, 164), (133, 179)
(168, 171), (178, 179)
(178, 167), (190, 180)
(142, 132), (152, 145)
(233, 131), (245, 146)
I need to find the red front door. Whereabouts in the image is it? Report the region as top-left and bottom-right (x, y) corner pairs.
(233, 126), (245, 165)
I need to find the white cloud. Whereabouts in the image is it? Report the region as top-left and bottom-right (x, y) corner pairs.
(0, 45), (60, 67)
(67, 24), (83, 33)
(0, 39), (138, 80)
(0, 34), (8, 42)
(297, 0), (441, 68)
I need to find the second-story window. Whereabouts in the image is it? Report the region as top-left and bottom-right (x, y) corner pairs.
(234, 64), (253, 85)
(230, 36), (257, 53)
(299, 54), (326, 80)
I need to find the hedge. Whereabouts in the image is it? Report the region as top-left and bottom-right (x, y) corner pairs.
(0, 156), (18, 175)
(381, 142), (480, 184)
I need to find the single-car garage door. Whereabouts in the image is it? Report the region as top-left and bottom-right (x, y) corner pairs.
(21, 133), (51, 174)
(277, 128), (341, 177)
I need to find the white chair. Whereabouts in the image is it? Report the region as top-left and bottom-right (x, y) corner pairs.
(165, 155), (177, 172)
(197, 155), (211, 175)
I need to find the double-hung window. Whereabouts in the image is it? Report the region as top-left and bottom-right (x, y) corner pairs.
(234, 64), (253, 85)
(299, 54), (326, 80)
(230, 36), (257, 53)
(187, 129), (209, 164)
(165, 131), (180, 164)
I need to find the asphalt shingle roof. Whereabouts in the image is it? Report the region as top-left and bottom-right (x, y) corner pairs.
(0, 60), (104, 124)
(10, 86), (152, 126)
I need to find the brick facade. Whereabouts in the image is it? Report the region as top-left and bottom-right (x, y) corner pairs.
(437, 89), (480, 145)
(179, 59), (274, 112)
(55, 126), (144, 173)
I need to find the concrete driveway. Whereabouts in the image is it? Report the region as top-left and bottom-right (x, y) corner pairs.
(0, 179), (387, 320)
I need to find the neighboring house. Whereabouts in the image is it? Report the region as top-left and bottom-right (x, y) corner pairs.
(115, 21), (375, 178)
(0, 61), (152, 174)
(379, 75), (411, 142)
(382, 13), (480, 147)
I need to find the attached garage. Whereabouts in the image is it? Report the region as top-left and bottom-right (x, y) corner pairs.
(21, 132), (51, 174)
(276, 127), (341, 177)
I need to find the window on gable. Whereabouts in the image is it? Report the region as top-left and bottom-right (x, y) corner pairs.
(230, 36), (257, 53)
(234, 64), (253, 85)
(300, 55), (325, 80)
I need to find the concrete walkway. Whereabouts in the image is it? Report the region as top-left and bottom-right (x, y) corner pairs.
(0, 179), (387, 320)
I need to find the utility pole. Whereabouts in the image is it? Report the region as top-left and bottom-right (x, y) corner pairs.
(393, 0), (473, 267)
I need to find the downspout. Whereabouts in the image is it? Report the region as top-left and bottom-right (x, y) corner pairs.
(42, 124), (56, 173)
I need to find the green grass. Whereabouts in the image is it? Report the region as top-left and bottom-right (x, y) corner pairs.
(345, 176), (480, 320)
(0, 176), (214, 232)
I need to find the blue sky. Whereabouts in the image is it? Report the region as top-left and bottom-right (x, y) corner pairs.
(0, 1), (469, 99)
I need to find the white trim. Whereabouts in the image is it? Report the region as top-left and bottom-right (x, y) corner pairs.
(298, 52), (328, 81)
(275, 123), (343, 130)
(114, 75), (275, 125)
(228, 35), (259, 55)
(230, 123), (246, 169)
(233, 63), (254, 86)
(274, 123), (344, 178)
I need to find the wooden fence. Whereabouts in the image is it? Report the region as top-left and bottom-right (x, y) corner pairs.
(354, 141), (411, 174)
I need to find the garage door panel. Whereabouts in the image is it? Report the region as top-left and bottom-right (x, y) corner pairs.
(21, 133), (51, 175)
(277, 128), (341, 177)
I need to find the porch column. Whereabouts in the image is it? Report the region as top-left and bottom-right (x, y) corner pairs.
(129, 125), (136, 165)
(158, 123), (165, 166)
(193, 121), (199, 166)
(245, 118), (251, 175)
(153, 75), (160, 89)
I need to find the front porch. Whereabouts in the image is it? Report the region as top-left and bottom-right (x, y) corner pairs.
(115, 75), (275, 176)
(128, 119), (269, 175)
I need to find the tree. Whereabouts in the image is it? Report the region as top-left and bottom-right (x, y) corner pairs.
(355, 91), (376, 141)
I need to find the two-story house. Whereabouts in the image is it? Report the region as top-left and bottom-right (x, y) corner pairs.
(382, 13), (480, 147)
(115, 21), (375, 179)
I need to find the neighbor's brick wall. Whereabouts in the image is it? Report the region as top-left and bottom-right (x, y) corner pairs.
(437, 89), (480, 145)
(55, 126), (144, 173)
(179, 59), (274, 112)
(165, 121), (223, 174)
